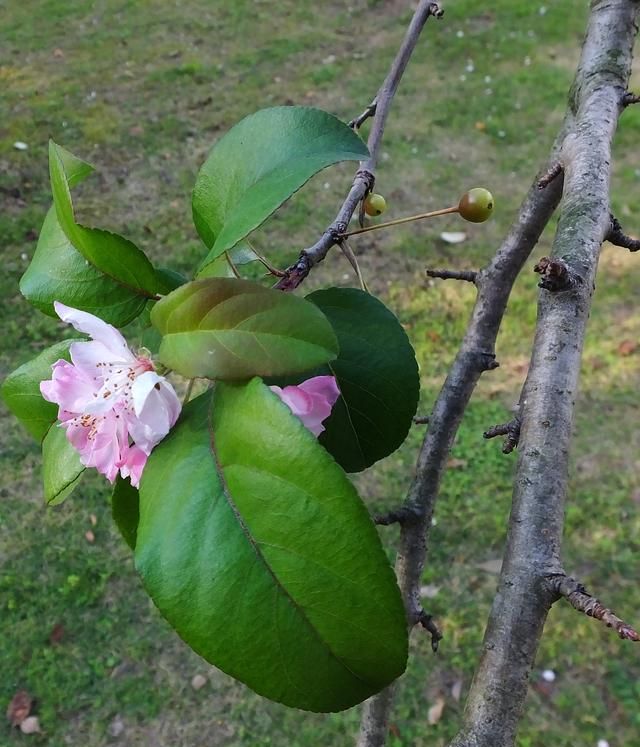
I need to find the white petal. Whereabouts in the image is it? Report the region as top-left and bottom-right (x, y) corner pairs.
(130, 371), (181, 452)
(54, 302), (132, 359)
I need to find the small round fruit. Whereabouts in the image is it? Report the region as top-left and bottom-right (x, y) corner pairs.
(364, 193), (387, 216)
(458, 188), (494, 223)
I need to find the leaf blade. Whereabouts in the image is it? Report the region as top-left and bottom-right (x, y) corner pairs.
(135, 382), (407, 711)
(193, 107), (369, 270)
(151, 278), (339, 379)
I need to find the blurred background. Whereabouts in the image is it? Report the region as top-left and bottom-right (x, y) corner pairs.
(1, 1), (639, 745)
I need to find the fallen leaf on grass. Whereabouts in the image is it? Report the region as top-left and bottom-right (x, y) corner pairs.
(428, 696), (446, 725)
(85, 530), (95, 543)
(420, 584), (440, 599)
(476, 558), (503, 574)
(89, 514), (97, 526)
(617, 339), (638, 357)
(191, 674), (208, 690)
(451, 679), (463, 702)
(20, 716), (41, 734)
(440, 231), (467, 244)
(108, 715), (125, 738)
(48, 623), (65, 646)
(6, 690), (32, 727)
(447, 458), (468, 469)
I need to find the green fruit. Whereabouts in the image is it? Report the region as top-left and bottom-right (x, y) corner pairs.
(458, 188), (494, 223)
(364, 193), (387, 216)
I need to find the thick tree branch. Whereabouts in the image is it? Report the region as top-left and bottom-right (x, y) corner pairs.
(357, 103), (568, 747)
(275, 1), (443, 291)
(449, 4), (639, 746)
(549, 575), (640, 641)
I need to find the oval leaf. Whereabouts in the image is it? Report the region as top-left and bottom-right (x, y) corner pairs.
(42, 425), (85, 505)
(20, 207), (149, 325)
(1, 339), (79, 441)
(136, 381), (407, 712)
(308, 288), (420, 472)
(193, 106), (369, 271)
(24, 140), (160, 323)
(151, 278), (339, 379)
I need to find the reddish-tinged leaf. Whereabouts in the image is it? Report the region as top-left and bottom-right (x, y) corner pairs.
(428, 696), (446, 725)
(49, 623), (65, 646)
(617, 339), (638, 356)
(7, 690), (32, 727)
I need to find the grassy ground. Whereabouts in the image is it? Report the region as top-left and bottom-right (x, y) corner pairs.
(1, 0), (639, 745)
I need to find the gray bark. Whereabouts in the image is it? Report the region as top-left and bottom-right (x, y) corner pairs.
(450, 2), (639, 745)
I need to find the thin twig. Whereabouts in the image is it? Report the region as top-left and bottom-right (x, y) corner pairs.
(413, 415), (430, 425)
(373, 505), (422, 527)
(417, 609), (443, 652)
(427, 268), (478, 283)
(349, 100), (377, 129)
(537, 161), (563, 189)
(275, 1), (444, 291)
(550, 575), (640, 641)
(607, 214), (640, 251)
(483, 416), (521, 454)
(622, 91), (640, 106)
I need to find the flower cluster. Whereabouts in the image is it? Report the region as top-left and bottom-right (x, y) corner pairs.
(41, 303), (181, 487)
(40, 304), (340, 488)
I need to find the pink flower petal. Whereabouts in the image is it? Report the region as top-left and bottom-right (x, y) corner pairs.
(42, 303), (181, 487)
(54, 302), (131, 360)
(270, 375), (340, 437)
(40, 359), (98, 413)
(118, 445), (147, 488)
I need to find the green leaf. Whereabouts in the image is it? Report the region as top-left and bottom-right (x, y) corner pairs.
(193, 106), (369, 271)
(112, 477), (139, 550)
(308, 288), (420, 472)
(42, 424), (85, 505)
(136, 381), (407, 712)
(151, 278), (339, 379)
(20, 207), (149, 325)
(20, 141), (160, 324)
(1, 340), (80, 441)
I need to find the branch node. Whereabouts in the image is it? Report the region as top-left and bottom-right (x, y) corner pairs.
(477, 352), (499, 371)
(622, 91), (640, 107)
(483, 417), (521, 453)
(426, 268), (478, 283)
(550, 575), (640, 641)
(537, 162), (563, 190)
(607, 214), (640, 252)
(417, 609), (443, 652)
(413, 415), (430, 425)
(374, 504), (422, 527)
(533, 256), (581, 291)
(349, 102), (377, 130)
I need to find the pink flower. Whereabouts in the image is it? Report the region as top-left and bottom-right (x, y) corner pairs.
(270, 375), (340, 437)
(40, 302), (181, 488)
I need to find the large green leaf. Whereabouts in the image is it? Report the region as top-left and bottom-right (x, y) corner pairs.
(151, 278), (339, 379)
(136, 381), (407, 712)
(192, 106), (369, 271)
(308, 288), (420, 472)
(42, 424), (85, 505)
(1, 340), (80, 441)
(48, 141), (160, 299)
(20, 142), (159, 325)
(112, 477), (139, 551)
(20, 207), (150, 325)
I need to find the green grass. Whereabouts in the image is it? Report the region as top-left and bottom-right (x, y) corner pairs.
(1, 0), (639, 744)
